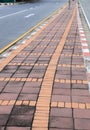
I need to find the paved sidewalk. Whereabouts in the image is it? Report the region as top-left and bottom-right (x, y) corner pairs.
(0, 1), (90, 130)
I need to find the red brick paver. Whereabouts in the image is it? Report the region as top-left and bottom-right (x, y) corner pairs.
(0, 1), (90, 130)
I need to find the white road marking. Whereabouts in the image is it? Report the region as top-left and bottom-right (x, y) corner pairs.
(0, 9), (27, 19)
(25, 13), (35, 18)
(79, 1), (90, 29)
(82, 49), (89, 53)
(29, 7), (34, 10)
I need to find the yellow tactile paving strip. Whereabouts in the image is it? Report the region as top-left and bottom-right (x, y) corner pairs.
(0, 78), (42, 82)
(0, 100), (36, 106)
(18, 52), (52, 56)
(8, 63), (48, 66)
(8, 62), (84, 68)
(3, 62), (85, 70)
(61, 54), (83, 56)
(0, 100), (90, 109)
(58, 64), (85, 68)
(0, 77), (87, 84)
(51, 102), (90, 109)
(55, 79), (88, 84)
(32, 6), (76, 129)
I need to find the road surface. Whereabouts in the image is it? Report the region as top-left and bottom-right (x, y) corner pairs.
(0, 0), (67, 50)
(79, 0), (90, 28)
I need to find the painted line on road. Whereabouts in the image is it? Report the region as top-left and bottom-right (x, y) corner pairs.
(29, 7), (34, 10)
(0, 6), (36, 19)
(0, 9), (27, 19)
(79, 1), (90, 29)
(25, 13), (35, 18)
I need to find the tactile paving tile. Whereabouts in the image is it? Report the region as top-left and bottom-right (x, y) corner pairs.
(0, 1), (90, 130)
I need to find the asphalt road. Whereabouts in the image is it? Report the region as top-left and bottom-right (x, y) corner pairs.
(79, 0), (90, 28)
(0, 0), (67, 50)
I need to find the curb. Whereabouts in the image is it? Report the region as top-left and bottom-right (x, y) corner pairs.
(78, 1), (90, 30)
(77, 4), (90, 90)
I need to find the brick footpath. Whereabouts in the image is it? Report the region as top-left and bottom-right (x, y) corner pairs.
(0, 1), (90, 130)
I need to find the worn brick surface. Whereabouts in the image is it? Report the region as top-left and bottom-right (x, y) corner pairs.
(51, 95), (71, 102)
(0, 93), (18, 100)
(52, 88), (70, 95)
(50, 117), (73, 129)
(7, 115), (33, 127)
(0, 115), (9, 125)
(0, 1), (90, 130)
(74, 109), (90, 118)
(50, 108), (72, 117)
(72, 96), (90, 103)
(0, 106), (13, 114)
(54, 82), (71, 89)
(75, 119), (90, 130)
